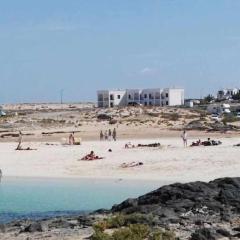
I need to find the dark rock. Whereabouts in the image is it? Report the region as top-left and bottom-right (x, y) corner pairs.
(216, 228), (231, 237)
(194, 220), (204, 226)
(234, 232), (240, 238)
(232, 227), (240, 232)
(48, 219), (74, 229)
(0, 224), (6, 233)
(190, 228), (219, 240)
(112, 177), (240, 225)
(23, 222), (48, 233)
(78, 216), (93, 227)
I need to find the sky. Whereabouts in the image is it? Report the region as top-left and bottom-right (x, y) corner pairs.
(1, 0), (240, 103)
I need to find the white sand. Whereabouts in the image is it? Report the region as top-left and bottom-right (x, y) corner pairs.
(0, 137), (240, 183)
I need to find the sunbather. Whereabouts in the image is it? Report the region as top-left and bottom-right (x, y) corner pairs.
(190, 139), (202, 147)
(125, 142), (135, 148)
(120, 162), (143, 168)
(81, 151), (104, 161)
(137, 143), (161, 148)
(16, 147), (37, 151)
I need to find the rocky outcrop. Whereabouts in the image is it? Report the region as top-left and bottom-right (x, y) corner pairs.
(112, 178), (240, 219)
(112, 177), (240, 239)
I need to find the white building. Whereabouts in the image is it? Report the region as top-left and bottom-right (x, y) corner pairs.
(97, 90), (127, 108)
(97, 88), (184, 108)
(207, 103), (231, 114)
(217, 88), (239, 101)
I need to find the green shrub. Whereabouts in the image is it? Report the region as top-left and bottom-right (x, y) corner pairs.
(161, 113), (180, 121)
(112, 228), (133, 240)
(222, 115), (239, 123)
(107, 214), (125, 228)
(112, 224), (150, 240)
(91, 230), (112, 240)
(93, 221), (109, 232)
(124, 213), (157, 226)
(129, 224), (150, 239)
(149, 229), (176, 240)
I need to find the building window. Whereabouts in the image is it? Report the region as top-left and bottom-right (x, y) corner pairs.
(117, 95), (121, 99)
(110, 94), (114, 100)
(155, 93), (160, 99)
(98, 94), (103, 101)
(144, 94), (147, 98)
(128, 95), (131, 99)
(166, 93), (169, 98)
(134, 93), (139, 100)
(166, 101), (169, 105)
(110, 102), (114, 107)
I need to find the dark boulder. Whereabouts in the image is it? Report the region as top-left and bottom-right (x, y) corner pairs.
(0, 224), (6, 233)
(190, 228), (219, 240)
(216, 228), (231, 237)
(23, 222), (48, 233)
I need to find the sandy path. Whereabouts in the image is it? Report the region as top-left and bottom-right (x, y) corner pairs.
(0, 137), (240, 183)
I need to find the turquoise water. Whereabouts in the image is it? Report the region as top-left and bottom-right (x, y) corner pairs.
(0, 177), (163, 223)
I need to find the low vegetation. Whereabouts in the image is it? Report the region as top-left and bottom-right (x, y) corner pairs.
(161, 113), (180, 121)
(222, 115), (239, 124)
(91, 214), (177, 240)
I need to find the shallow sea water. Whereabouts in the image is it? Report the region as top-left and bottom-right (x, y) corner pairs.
(0, 177), (165, 223)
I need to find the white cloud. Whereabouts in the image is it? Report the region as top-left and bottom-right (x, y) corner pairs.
(139, 67), (156, 75)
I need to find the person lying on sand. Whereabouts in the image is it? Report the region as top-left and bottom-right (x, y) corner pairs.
(137, 143), (161, 148)
(120, 162), (143, 168)
(202, 138), (222, 146)
(80, 151), (104, 161)
(125, 143), (161, 148)
(125, 142), (135, 148)
(16, 147), (37, 151)
(190, 139), (202, 147)
(191, 138), (222, 147)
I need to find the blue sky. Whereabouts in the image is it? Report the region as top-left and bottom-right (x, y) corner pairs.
(1, 0), (240, 103)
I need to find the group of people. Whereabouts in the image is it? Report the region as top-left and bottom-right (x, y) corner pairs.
(100, 128), (117, 141)
(181, 130), (222, 147)
(191, 138), (222, 147)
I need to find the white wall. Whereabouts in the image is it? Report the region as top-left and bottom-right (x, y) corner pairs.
(109, 91), (127, 107)
(168, 89), (184, 106)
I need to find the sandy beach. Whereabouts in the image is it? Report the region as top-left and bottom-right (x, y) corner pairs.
(1, 136), (240, 183)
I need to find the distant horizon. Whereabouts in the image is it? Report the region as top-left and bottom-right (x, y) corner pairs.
(1, 1), (240, 104)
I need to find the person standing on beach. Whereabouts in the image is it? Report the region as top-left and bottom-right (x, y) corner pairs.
(108, 129), (112, 141)
(100, 130), (104, 141)
(16, 131), (23, 150)
(181, 130), (188, 147)
(69, 132), (75, 145)
(113, 128), (117, 141)
(104, 130), (108, 141)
